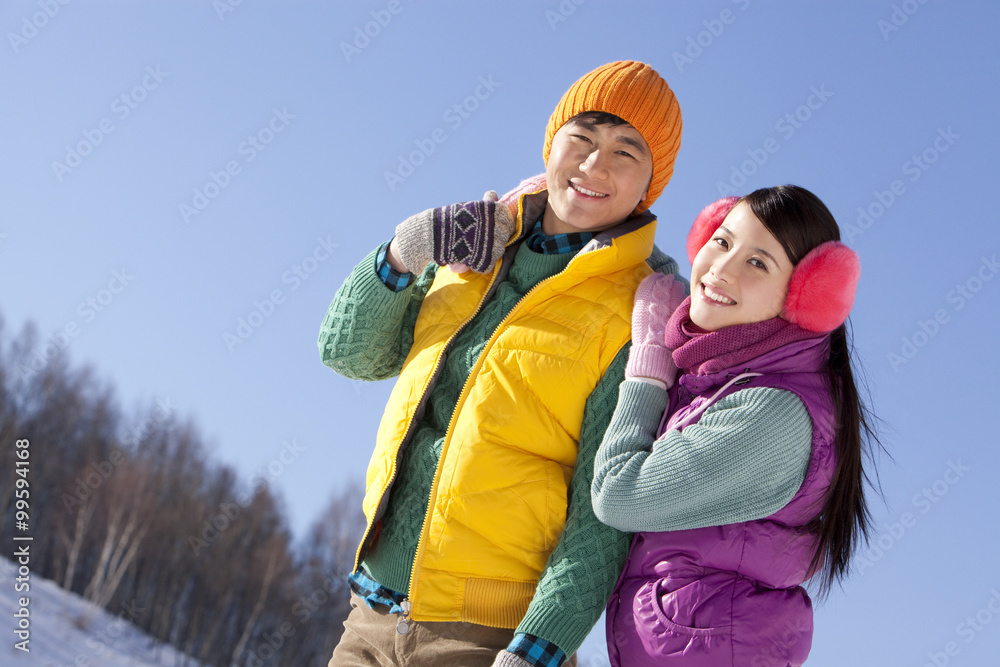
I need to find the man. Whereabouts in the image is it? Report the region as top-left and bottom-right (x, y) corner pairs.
(319, 60), (684, 667)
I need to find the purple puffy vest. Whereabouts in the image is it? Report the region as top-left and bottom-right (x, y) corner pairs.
(607, 337), (836, 667)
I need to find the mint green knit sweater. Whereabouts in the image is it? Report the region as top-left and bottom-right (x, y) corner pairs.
(592, 379), (813, 532)
(318, 243), (633, 656)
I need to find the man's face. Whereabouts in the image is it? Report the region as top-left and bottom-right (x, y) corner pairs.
(542, 117), (653, 236)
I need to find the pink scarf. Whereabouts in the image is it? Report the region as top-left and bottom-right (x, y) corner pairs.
(664, 297), (825, 375)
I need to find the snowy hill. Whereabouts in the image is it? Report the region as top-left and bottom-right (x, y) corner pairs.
(0, 556), (201, 667)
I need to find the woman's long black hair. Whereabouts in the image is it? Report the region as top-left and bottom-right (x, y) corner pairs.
(743, 185), (884, 598)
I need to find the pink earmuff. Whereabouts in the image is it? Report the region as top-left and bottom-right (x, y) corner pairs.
(687, 196), (739, 264)
(686, 197), (860, 333)
(784, 241), (860, 332)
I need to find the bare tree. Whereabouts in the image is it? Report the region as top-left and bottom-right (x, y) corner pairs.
(56, 488), (98, 591)
(0, 317), (370, 667)
(229, 535), (287, 665)
(282, 481), (367, 666)
(83, 459), (154, 610)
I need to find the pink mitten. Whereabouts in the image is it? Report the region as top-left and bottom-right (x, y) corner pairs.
(625, 273), (686, 386)
(498, 173), (547, 218)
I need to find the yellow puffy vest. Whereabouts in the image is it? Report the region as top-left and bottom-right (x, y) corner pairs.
(357, 195), (656, 627)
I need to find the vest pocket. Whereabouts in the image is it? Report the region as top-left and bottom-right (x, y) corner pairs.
(631, 576), (732, 662)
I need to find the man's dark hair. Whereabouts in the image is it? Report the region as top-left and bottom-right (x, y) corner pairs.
(566, 111), (630, 128)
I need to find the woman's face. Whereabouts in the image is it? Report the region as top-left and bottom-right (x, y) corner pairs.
(689, 202), (795, 331)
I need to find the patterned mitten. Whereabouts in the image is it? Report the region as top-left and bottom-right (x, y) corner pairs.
(625, 273), (687, 387)
(394, 190), (515, 274)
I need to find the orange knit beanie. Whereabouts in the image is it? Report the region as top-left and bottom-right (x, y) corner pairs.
(543, 61), (682, 213)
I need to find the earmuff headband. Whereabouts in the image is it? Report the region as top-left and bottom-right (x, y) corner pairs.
(686, 197), (860, 333)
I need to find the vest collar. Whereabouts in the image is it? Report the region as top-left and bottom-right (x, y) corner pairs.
(678, 335), (830, 396)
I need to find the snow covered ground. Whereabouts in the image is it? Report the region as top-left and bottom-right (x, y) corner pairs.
(0, 556), (200, 667)
(1, 556), (610, 666)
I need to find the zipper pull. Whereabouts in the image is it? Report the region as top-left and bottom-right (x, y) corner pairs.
(396, 598), (412, 635)
(733, 370), (760, 386)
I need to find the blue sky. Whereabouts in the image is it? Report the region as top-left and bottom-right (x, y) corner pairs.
(2, 1), (999, 663)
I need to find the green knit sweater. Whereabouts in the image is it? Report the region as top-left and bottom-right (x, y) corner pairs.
(592, 379), (813, 532)
(318, 243), (633, 656)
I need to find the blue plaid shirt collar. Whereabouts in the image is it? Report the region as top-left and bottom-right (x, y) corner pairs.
(524, 219), (595, 255)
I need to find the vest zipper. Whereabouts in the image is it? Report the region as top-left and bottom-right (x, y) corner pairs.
(399, 257), (511, 618)
(352, 257), (507, 576)
(406, 242), (617, 615)
(392, 208), (539, 617)
(674, 371), (763, 430)
(395, 598), (412, 634)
